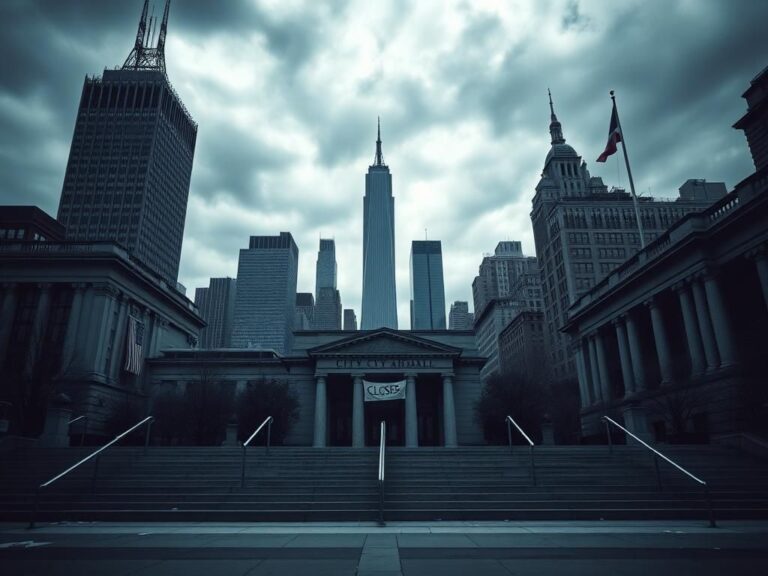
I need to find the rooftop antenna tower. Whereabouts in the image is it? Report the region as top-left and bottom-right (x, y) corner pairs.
(122, 0), (170, 74)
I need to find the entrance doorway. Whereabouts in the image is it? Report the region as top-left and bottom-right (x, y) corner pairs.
(365, 399), (405, 446)
(327, 377), (352, 446)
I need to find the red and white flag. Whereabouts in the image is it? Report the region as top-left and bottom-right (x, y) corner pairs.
(596, 103), (622, 162)
(124, 316), (145, 375)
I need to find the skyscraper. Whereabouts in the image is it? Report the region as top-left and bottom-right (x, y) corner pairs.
(448, 301), (474, 330)
(295, 292), (315, 331)
(56, 0), (197, 286)
(231, 232), (298, 354)
(531, 92), (726, 382)
(409, 240), (446, 329)
(361, 120), (398, 329)
(343, 309), (358, 331)
(314, 239), (341, 330)
(194, 277), (237, 348)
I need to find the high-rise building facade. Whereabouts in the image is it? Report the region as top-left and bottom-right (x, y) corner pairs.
(361, 121), (398, 329)
(194, 277), (237, 349)
(343, 309), (358, 331)
(472, 241), (538, 318)
(448, 301), (474, 330)
(315, 239), (337, 297)
(531, 93), (726, 382)
(295, 292), (315, 331)
(472, 244), (542, 380)
(313, 239), (341, 330)
(231, 232), (298, 354)
(56, 1), (196, 286)
(409, 240), (446, 329)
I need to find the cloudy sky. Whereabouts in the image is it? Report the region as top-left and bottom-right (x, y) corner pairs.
(1, 0), (765, 326)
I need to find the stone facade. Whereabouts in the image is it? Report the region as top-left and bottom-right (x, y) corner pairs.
(147, 328), (486, 447)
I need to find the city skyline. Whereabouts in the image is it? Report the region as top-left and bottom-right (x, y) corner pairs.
(0, 1), (765, 326)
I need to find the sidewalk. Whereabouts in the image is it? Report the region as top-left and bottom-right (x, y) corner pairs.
(2, 520), (768, 575)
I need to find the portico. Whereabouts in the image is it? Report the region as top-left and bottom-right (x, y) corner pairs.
(307, 329), (466, 448)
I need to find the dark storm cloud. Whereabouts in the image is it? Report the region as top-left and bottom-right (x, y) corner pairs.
(1, 0), (767, 317)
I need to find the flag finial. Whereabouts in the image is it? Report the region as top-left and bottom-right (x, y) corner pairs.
(547, 89), (565, 145)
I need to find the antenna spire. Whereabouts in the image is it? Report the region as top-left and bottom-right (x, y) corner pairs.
(123, 0), (170, 74)
(373, 116), (386, 167)
(547, 89), (565, 145)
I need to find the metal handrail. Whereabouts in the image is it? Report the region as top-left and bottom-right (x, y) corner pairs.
(378, 420), (386, 525)
(29, 415), (154, 529)
(240, 416), (273, 488)
(506, 415), (536, 485)
(68, 415), (88, 447)
(602, 415), (715, 527)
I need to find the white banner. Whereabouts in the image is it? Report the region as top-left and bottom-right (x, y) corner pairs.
(364, 379), (406, 402)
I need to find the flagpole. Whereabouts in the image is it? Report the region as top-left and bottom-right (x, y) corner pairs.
(611, 90), (646, 249)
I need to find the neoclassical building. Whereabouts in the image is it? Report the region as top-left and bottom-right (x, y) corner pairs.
(563, 168), (768, 440)
(148, 329), (485, 447)
(0, 238), (204, 435)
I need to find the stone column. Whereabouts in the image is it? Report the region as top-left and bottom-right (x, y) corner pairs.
(575, 341), (591, 407)
(703, 271), (738, 367)
(26, 283), (52, 376)
(352, 375), (365, 448)
(753, 251), (768, 310)
(647, 297), (674, 385)
(595, 330), (611, 403)
(108, 295), (130, 381)
(405, 373), (418, 448)
(0, 283), (18, 372)
(587, 336), (603, 403)
(313, 374), (327, 447)
(675, 282), (707, 377)
(60, 283), (85, 373)
(691, 279), (720, 370)
(613, 317), (635, 397)
(94, 288), (118, 376)
(625, 312), (647, 392)
(442, 373), (458, 447)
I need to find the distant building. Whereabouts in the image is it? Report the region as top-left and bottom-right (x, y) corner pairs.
(56, 1), (196, 286)
(498, 310), (546, 380)
(343, 309), (358, 331)
(313, 239), (341, 330)
(194, 277), (236, 348)
(361, 120), (398, 329)
(472, 241), (538, 318)
(295, 292), (315, 331)
(231, 232), (298, 354)
(448, 301), (474, 330)
(0, 206), (65, 242)
(531, 92), (726, 383)
(410, 240), (446, 329)
(314, 287), (341, 330)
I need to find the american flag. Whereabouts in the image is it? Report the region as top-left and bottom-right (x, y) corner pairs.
(124, 316), (145, 375)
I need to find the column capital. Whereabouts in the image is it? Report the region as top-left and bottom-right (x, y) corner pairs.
(404, 372), (417, 380)
(610, 315), (626, 327)
(36, 282), (53, 291)
(746, 243), (768, 261)
(315, 373), (328, 380)
(643, 295), (660, 309)
(671, 280), (690, 293)
(71, 282), (88, 292)
(441, 372), (455, 380)
(1, 282), (18, 290)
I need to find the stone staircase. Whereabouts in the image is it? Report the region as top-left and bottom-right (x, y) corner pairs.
(1, 444), (767, 522)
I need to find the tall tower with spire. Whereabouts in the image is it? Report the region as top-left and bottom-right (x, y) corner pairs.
(361, 119), (398, 329)
(56, 0), (197, 286)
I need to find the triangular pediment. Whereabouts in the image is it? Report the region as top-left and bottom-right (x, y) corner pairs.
(309, 328), (461, 357)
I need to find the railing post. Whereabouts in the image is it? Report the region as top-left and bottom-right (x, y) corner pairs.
(654, 455), (663, 491)
(241, 444), (247, 489)
(530, 445), (537, 486)
(704, 484), (717, 528)
(91, 455), (100, 494)
(80, 418), (87, 447)
(266, 418), (272, 456)
(605, 419), (613, 454)
(507, 419), (513, 454)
